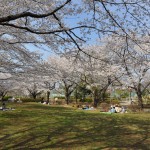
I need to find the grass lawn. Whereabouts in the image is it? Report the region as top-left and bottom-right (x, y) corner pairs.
(0, 102), (150, 150)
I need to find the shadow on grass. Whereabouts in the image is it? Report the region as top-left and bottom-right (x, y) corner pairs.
(0, 103), (149, 150)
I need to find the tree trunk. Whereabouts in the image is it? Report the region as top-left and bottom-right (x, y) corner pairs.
(101, 92), (105, 101)
(63, 82), (74, 105)
(136, 83), (144, 110)
(65, 89), (70, 105)
(0, 91), (7, 101)
(65, 96), (69, 105)
(137, 92), (143, 110)
(46, 91), (50, 104)
(33, 94), (36, 100)
(93, 88), (99, 107)
(75, 87), (78, 104)
(94, 98), (99, 107)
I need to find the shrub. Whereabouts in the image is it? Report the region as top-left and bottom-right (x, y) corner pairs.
(143, 96), (150, 104)
(79, 97), (93, 103)
(105, 99), (120, 105)
(85, 98), (93, 103)
(2, 96), (12, 101)
(20, 97), (42, 103)
(110, 99), (120, 105)
(54, 96), (65, 99)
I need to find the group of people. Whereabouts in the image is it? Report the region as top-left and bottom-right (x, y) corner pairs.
(0, 102), (15, 111)
(109, 104), (127, 113)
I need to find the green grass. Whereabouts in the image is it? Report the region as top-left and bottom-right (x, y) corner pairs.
(0, 103), (150, 150)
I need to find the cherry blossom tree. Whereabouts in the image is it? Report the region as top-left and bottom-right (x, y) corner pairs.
(44, 81), (56, 104)
(104, 35), (150, 109)
(0, 73), (24, 101)
(0, 81), (9, 101)
(47, 56), (79, 104)
(27, 83), (43, 100)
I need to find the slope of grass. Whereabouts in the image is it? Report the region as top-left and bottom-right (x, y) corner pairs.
(0, 103), (150, 150)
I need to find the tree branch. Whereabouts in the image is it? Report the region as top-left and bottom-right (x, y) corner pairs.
(0, 0), (71, 23)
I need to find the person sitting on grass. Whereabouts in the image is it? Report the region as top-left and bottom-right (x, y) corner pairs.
(82, 105), (89, 110)
(2, 102), (6, 110)
(109, 106), (116, 113)
(121, 106), (127, 113)
(115, 104), (122, 113)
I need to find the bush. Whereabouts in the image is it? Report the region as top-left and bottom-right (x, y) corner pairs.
(105, 99), (120, 105)
(79, 97), (93, 103)
(110, 99), (120, 105)
(85, 98), (93, 103)
(2, 96), (12, 101)
(54, 96), (65, 99)
(143, 96), (150, 104)
(20, 97), (42, 103)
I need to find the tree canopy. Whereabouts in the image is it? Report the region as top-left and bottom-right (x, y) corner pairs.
(0, 0), (150, 108)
